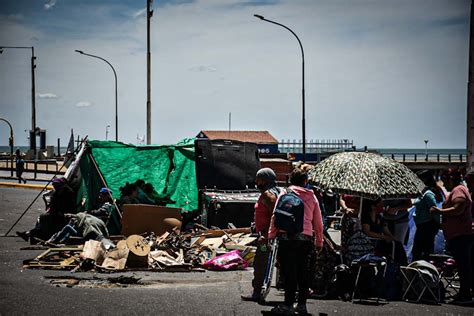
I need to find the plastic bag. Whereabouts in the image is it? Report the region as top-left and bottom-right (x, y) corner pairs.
(202, 250), (249, 271)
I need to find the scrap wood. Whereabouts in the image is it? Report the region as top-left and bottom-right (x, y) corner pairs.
(199, 228), (251, 238)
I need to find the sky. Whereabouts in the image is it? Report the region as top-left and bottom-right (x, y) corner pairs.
(0, 0), (471, 149)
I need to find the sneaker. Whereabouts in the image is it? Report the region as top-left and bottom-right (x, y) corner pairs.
(241, 292), (260, 302)
(16, 231), (29, 242)
(294, 304), (308, 315)
(270, 304), (294, 315)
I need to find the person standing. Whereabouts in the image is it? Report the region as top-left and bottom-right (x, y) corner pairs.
(268, 169), (323, 314)
(15, 149), (26, 184)
(431, 169), (473, 304)
(241, 168), (280, 302)
(412, 170), (444, 261)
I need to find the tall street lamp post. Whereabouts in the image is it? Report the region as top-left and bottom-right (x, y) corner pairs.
(0, 118), (14, 177)
(254, 15), (307, 162)
(75, 50), (118, 142)
(0, 46), (36, 156)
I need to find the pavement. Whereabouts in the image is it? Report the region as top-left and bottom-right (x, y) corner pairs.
(0, 187), (473, 315)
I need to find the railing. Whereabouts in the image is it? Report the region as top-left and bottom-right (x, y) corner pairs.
(0, 158), (65, 178)
(382, 153), (467, 163)
(279, 139), (354, 154)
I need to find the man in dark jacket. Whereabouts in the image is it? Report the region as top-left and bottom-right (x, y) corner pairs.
(17, 177), (76, 244)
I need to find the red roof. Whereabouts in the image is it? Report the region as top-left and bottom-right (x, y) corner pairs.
(197, 130), (278, 144)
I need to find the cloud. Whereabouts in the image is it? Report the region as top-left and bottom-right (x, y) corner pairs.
(44, 0), (57, 10)
(37, 93), (58, 99)
(75, 101), (93, 108)
(188, 65), (217, 72)
(132, 8), (147, 19)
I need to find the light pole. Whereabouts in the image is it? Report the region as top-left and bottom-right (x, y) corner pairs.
(254, 14), (306, 162)
(106, 124), (111, 140)
(424, 139), (429, 161)
(75, 50), (118, 142)
(0, 118), (14, 177)
(146, 0), (153, 144)
(0, 46), (36, 156)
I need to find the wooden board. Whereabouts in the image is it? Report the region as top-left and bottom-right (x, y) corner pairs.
(122, 204), (182, 236)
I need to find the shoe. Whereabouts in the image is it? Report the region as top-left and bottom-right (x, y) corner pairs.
(241, 292), (260, 302)
(16, 231), (29, 242)
(270, 304), (294, 315)
(294, 304), (308, 315)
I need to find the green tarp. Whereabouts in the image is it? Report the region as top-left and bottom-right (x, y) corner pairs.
(77, 139), (198, 213)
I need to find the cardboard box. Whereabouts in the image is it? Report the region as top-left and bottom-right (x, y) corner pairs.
(121, 204), (182, 236)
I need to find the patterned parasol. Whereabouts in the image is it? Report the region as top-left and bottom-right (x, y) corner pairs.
(308, 151), (425, 200)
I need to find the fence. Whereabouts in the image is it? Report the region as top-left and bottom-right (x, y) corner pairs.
(278, 139), (354, 154)
(0, 157), (65, 179)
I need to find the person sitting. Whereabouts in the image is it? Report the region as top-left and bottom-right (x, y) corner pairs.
(138, 182), (158, 205)
(17, 177), (76, 244)
(361, 199), (407, 265)
(117, 182), (139, 209)
(48, 212), (109, 245)
(86, 187), (121, 235)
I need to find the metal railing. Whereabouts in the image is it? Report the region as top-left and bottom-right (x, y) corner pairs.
(0, 158), (65, 178)
(382, 153), (467, 163)
(279, 139), (354, 154)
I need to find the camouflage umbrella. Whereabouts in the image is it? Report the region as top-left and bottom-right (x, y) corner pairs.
(308, 151), (424, 200)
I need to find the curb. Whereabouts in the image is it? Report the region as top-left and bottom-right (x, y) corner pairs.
(0, 182), (53, 190)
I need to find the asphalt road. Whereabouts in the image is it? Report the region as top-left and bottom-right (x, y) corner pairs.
(0, 187), (472, 315)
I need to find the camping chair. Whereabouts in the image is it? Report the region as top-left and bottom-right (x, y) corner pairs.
(427, 254), (459, 300)
(400, 261), (441, 304)
(351, 254), (387, 303)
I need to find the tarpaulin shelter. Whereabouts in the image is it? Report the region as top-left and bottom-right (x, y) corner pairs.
(65, 139), (198, 214)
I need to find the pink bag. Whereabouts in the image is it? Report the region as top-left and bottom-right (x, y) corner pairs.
(203, 250), (249, 271)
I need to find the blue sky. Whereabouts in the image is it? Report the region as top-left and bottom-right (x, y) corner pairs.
(0, 0), (470, 148)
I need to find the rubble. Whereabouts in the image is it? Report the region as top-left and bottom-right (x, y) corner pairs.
(23, 226), (256, 273)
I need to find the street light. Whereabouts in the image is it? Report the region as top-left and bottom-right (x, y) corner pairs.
(254, 14), (307, 162)
(0, 118), (14, 177)
(424, 139), (429, 161)
(106, 124), (111, 140)
(75, 50), (118, 142)
(0, 46), (36, 155)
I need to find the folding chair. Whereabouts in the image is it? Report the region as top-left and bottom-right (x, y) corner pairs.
(400, 266), (441, 304)
(351, 256), (387, 303)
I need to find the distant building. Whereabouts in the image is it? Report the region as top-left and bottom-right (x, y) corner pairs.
(196, 130), (279, 154)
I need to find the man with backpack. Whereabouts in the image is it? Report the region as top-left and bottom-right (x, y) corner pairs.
(268, 168), (323, 314)
(241, 168), (281, 302)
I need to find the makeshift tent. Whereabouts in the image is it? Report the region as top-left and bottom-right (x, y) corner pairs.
(66, 139), (198, 214)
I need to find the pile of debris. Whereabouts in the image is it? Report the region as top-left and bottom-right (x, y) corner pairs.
(23, 227), (256, 273)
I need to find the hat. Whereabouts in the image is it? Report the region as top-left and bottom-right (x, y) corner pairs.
(52, 177), (67, 185)
(99, 187), (112, 195)
(256, 168), (276, 181)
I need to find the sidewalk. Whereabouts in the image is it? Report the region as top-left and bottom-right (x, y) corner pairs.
(0, 181), (52, 190)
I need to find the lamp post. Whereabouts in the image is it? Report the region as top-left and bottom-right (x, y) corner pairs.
(254, 14), (306, 162)
(146, 0), (153, 144)
(424, 139), (429, 161)
(0, 46), (36, 156)
(106, 124), (111, 140)
(75, 50), (118, 142)
(0, 118), (14, 177)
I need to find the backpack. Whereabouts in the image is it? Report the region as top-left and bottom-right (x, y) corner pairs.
(273, 188), (305, 234)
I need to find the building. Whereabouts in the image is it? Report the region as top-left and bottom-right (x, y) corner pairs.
(196, 130), (279, 154)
